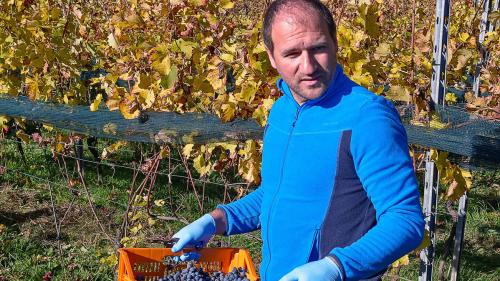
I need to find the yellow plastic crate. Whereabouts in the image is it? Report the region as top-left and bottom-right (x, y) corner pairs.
(117, 248), (259, 281)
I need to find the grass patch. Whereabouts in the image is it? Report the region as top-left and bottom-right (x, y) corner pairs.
(0, 137), (498, 280)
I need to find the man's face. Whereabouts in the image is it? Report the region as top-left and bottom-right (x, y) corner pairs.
(266, 9), (338, 105)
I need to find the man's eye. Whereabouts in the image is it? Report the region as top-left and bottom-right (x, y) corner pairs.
(284, 52), (300, 58)
(312, 46), (326, 52)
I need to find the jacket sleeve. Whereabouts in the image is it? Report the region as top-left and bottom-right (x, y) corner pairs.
(217, 186), (264, 235)
(329, 97), (425, 280)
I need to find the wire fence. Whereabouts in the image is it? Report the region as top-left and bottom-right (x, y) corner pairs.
(1, 137), (250, 188)
(0, 135), (260, 249)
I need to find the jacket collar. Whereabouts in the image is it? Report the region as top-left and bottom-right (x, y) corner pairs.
(276, 63), (345, 108)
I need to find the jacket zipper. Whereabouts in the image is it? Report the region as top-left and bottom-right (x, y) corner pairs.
(264, 105), (302, 280)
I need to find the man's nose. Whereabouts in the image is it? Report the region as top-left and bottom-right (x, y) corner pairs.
(301, 52), (318, 75)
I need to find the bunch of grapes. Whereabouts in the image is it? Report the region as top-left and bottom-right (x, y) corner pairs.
(150, 262), (250, 281)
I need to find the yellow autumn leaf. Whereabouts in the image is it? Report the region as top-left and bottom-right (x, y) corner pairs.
(453, 49), (473, 71)
(374, 43), (391, 59)
(154, 199), (165, 207)
(99, 253), (118, 267)
(16, 131), (30, 144)
(445, 179), (467, 201)
(101, 140), (127, 159)
(429, 113), (450, 129)
(237, 140), (261, 184)
(414, 230), (431, 252)
(220, 0), (234, 9)
(90, 94), (103, 112)
(154, 144), (167, 158)
(391, 255), (410, 268)
(206, 68), (223, 91)
(133, 85), (155, 109)
(445, 93), (457, 103)
(220, 53), (234, 62)
(458, 32), (470, 43)
(193, 154), (210, 176)
(25, 76), (40, 100)
(169, 0), (183, 5)
(221, 102), (236, 122)
(183, 144), (195, 158)
(107, 33), (119, 49)
(385, 85), (411, 102)
(238, 82), (258, 103)
(172, 39), (198, 59)
(152, 56), (171, 76)
(0, 115), (9, 129)
(119, 95), (140, 120)
(461, 169), (473, 189)
(130, 224), (143, 234)
(252, 98), (274, 126)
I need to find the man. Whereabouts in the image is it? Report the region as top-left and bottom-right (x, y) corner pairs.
(171, 1), (425, 280)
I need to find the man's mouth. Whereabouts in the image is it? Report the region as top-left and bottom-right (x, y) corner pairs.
(301, 75), (322, 86)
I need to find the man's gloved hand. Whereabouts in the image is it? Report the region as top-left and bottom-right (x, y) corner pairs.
(278, 257), (343, 281)
(170, 214), (216, 261)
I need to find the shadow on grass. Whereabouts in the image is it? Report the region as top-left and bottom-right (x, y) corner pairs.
(0, 208), (52, 226)
(458, 249), (500, 278)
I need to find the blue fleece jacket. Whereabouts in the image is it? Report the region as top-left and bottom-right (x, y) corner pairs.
(218, 65), (424, 281)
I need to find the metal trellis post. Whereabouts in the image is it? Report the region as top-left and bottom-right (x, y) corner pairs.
(429, 0), (451, 106)
(451, 192), (468, 281)
(473, 0), (498, 96)
(419, 152), (440, 281)
(419, 0), (451, 280)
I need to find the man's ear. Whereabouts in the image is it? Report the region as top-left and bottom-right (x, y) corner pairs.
(266, 48), (277, 69)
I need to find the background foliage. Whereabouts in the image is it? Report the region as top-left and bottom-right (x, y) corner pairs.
(0, 0), (498, 280)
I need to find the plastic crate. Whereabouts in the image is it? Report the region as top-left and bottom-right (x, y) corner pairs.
(117, 248), (259, 281)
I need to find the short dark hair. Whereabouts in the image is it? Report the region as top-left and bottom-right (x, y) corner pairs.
(263, 0), (337, 52)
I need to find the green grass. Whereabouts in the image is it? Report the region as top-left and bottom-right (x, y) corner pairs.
(0, 136), (498, 280)
(393, 170), (500, 281)
(0, 227), (113, 280)
(0, 137), (261, 280)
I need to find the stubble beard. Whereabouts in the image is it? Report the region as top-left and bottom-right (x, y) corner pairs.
(289, 75), (328, 105)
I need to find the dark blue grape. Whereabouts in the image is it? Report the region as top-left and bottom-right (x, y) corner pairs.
(159, 260), (249, 281)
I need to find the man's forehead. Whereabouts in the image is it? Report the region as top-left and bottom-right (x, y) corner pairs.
(271, 8), (328, 43)
(273, 5), (321, 27)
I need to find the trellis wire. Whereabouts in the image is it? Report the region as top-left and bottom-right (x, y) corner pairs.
(1, 137), (250, 188)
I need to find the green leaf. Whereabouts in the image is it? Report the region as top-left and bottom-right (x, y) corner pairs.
(172, 39), (198, 59)
(161, 65), (178, 89)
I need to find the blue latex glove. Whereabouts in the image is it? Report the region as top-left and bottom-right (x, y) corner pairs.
(278, 257), (343, 281)
(170, 214), (216, 261)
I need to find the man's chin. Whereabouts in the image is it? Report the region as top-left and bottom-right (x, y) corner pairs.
(301, 87), (327, 100)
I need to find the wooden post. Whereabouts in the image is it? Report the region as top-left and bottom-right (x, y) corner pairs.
(74, 138), (84, 177)
(451, 193), (468, 281)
